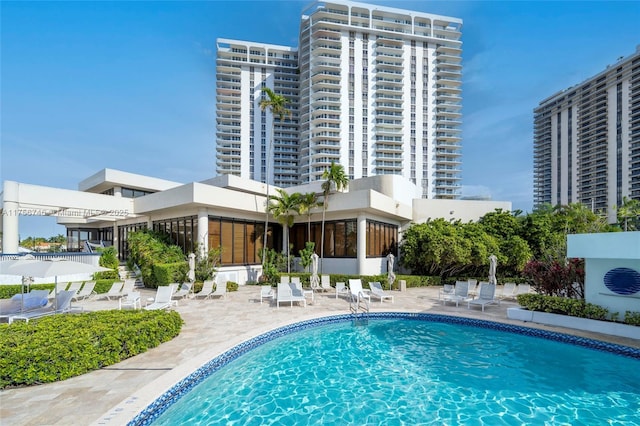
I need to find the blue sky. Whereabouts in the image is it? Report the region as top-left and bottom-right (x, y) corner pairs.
(2, 1), (639, 239)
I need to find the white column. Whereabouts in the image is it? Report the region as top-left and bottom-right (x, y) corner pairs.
(2, 181), (20, 253)
(357, 213), (367, 275)
(198, 208), (209, 257)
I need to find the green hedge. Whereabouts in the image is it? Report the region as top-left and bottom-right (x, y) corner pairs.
(151, 262), (189, 288)
(516, 293), (608, 320)
(0, 310), (182, 388)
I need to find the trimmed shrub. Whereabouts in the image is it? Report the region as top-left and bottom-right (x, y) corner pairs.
(151, 262), (189, 288)
(0, 310), (182, 388)
(516, 293), (608, 320)
(625, 311), (640, 326)
(225, 281), (239, 292)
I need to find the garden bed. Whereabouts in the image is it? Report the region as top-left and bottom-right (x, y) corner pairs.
(507, 307), (640, 340)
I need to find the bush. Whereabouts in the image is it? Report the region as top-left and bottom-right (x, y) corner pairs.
(0, 310), (182, 388)
(516, 293), (608, 320)
(625, 311), (640, 326)
(522, 258), (584, 298)
(225, 281), (239, 292)
(127, 230), (186, 287)
(95, 246), (119, 280)
(151, 262), (189, 288)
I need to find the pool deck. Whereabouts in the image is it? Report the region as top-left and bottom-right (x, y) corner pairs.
(2, 285), (639, 426)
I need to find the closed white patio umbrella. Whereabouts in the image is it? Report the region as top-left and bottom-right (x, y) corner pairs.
(309, 252), (320, 290)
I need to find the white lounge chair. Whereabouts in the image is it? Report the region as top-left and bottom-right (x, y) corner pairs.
(172, 282), (192, 300)
(8, 290), (76, 323)
(260, 285), (275, 304)
(467, 283), (499, 312)
(277, 282), (306, 308)
(442, 280), (470, 307)
(280, 276), (290, 285)
(0, 290), (49, 317)
(210, 281), (227, 300)
(99, 281), (124, 300)
(516, 283), (531, 296)
(348, 279), (370, 304)
(119, 291), (141, 310)
(369, 281), (394, 303)
(320, 275), (332, 292)
(67, 281), (83, 297)
(72, 281), (96, 301)
(48, 282), (68, 299)
(144, 286), (175, 310)
(335, 282), (349, 299)
(467, 279), (479, 297)
(439, 283), (456, 300)
(194, 280), (215, 299)
(499, 283), (517, 301)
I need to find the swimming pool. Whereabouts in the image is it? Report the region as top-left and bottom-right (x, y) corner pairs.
(131, 313), (640, 425)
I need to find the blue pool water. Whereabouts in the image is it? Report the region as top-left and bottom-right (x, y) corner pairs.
(137, 315), (640, 425)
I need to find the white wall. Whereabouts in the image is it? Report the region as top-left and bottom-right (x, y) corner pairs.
(567, 232), (640, 317)
(413, 199), (512, 223)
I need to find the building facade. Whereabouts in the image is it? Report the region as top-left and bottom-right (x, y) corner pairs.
(1, 169), (510, 283)
(533, 47), (640, 221)
(215, 0), (463, 199)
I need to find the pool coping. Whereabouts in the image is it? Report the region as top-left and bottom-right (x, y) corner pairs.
(119, 312), (640, 426)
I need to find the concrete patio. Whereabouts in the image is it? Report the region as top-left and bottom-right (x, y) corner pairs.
(1, 284), (638, 426)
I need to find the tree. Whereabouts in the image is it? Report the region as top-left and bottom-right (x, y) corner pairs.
(298, 192), (320, 243)
(320, 162), (348, 273)
(259, 87), (291, 272)
(268, 189), (301, 274)
(615, 196), (640, 231)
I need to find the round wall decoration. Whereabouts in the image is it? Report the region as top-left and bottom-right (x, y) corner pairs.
(603, 267), (640, 295)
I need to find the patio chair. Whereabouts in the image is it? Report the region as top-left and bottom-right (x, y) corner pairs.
(320, 275), (332, 292)
(291, 276), (301, 286)
(119, 291), (141, 310)
(67, 281), (83, 297)
(442, 280), (470, 307)
(48, 282), (68, 299)
(369, 281), (394, 303)
(195, 280), (215, 299)
(439, 283), (456, 300)
(291, 281), (314, 304)
(467, 279), (479, 297)
(277, 282), (306, 308)
(260, 285), (275, 305)
(210, 281), (227, 300)
(0, 290), (49, 317)
(467, 283), (499, 312)
(99, 281), (124, 300)
(280, 276), (290, 285)
(72, 281), (96, 301)
(144, 286), (175, 311)
(499, 283), (518, 301)
(515, 283), (531, 296)
(172, 282), (192, 300)
(8, 290), (76, 323)
(348, 279), (371, 304)
(335, 282), (349, 299)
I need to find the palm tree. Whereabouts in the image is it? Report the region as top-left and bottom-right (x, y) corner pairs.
(259, 87), (291, 271)
(319, 162), (349, 273)
(298, 192), (320, 243)
(615, 196), (640, 231)
(268, 189), (301, 274)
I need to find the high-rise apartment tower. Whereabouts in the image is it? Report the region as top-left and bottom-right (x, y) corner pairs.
(533, 47), (640, 221)
(216, 1), (463, 198)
